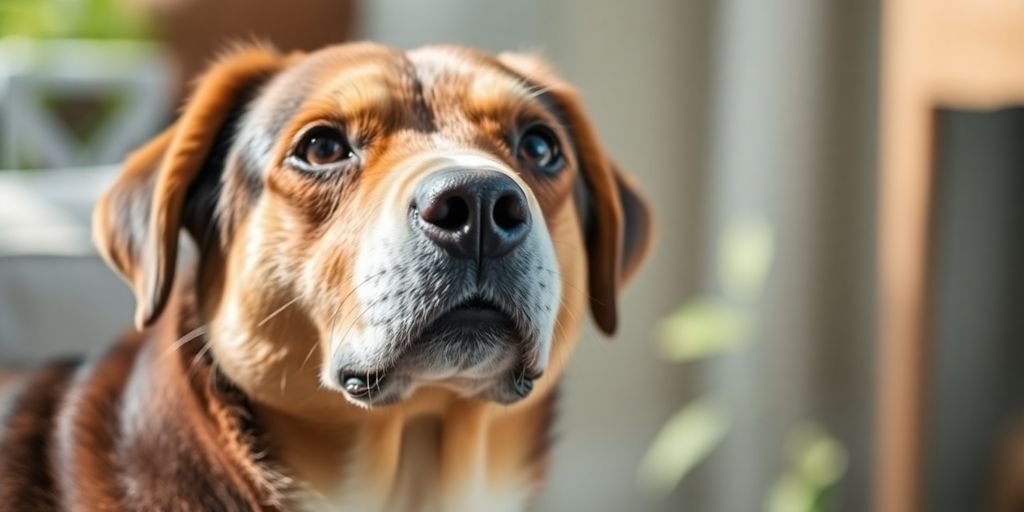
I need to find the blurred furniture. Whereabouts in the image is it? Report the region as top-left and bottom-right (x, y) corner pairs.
(0, 0), (358, 359)
(0, 38), (171, 169)
(0, 167), (132, 365)
(878, 1), (1024, 511)
(993, 420), (1024, 512)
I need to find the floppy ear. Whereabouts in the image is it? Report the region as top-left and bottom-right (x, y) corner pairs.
(93, 46), (288, 330)
(498, 53), (653, 335)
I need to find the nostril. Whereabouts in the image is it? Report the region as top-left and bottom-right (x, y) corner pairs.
(423, 195), (471, 231)
(493, 193), (528, 231)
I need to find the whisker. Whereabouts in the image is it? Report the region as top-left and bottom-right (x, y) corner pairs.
(329, 272), (383, 326)
(188, 341), (214, 375)
(334, 299), (379, 351)
(323, 272), (384, 347)
(546, 238), (580, 250)
(257, 296), (301, 327)
(538, 266), (596, 303)
(161, 325), (208, 360)
(298, 340), (322, 373)
(523, 83), (554, 101)
(546, 293), (583, 374)
(297, 273), (387, 375)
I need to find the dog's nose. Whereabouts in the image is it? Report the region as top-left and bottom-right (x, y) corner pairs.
(413, 169), (531, 260)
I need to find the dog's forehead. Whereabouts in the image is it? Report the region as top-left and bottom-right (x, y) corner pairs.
(266, 44), (532, 125)
(406, 46), (540, 118)
(405, 46), (510, 91)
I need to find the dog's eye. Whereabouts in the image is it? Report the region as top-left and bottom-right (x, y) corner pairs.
(517, 125), (564, 174)
(296, 126), (354, 166)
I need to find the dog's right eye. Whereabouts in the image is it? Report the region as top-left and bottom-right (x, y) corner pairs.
(295, 126), (354, 167)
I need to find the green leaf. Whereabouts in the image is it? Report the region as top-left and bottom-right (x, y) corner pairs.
(765, 423), (848, 512)
(792, 425), (847, 487)
(657, 297), (750, 362)
(718, 217), (775, 301)
(767, 473), (816, 512)
(637, 398), (730, 496)
(0, 0), (152, 39)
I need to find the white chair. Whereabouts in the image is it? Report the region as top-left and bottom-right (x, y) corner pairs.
(0, 37), (171, 169)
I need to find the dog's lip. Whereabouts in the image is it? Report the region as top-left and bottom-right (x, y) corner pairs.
(337, 296), (532, 404)
(338, 368), (387, 399)
(429, 296), (514, 329)
(339, 364), (545, 406)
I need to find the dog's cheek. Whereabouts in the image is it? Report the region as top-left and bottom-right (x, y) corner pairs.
(215, 204), (310, 332)
(300, 204), (376, 355)
(206, 210), (343, 412)
(545, 202), (589, 377)
(246, 196), (323, 293)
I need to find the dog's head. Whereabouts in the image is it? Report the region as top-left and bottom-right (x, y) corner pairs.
(93, 43), (651, 414)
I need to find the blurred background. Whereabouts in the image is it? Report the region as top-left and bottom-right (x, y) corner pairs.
(2, 0), (1023, 511)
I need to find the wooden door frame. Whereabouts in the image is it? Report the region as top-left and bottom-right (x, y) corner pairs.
(878, 1), (1024, 510)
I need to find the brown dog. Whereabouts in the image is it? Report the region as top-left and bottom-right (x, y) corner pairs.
(0, 42), (651, 511)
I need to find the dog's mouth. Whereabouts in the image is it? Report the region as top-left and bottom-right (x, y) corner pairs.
(423, 296), (516, 334)
(338, 295), (540, 405)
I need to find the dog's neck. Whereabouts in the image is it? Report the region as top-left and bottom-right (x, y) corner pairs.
(254, 391), (556, 512)
(168, 288), (557, 511)
(138, 294), (293, 509)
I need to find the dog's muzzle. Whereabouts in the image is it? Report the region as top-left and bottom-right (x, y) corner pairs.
(332, 156), (560, 407)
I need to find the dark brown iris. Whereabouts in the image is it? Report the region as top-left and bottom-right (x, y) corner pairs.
(297, 126), (353, 166)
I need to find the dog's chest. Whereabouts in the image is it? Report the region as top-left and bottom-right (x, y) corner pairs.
(294, 418), (531, 512)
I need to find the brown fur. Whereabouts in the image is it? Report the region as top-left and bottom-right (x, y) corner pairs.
(0, 294), (290, 510)
(0, 42), (652, 510)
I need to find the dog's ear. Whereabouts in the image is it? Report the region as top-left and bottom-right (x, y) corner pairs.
(498, 53), (653, 336)
(93, 46), (288, 330)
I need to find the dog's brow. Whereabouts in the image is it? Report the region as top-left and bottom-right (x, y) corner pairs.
(317, 62), (397, 119)
(468, 71), (542, 114)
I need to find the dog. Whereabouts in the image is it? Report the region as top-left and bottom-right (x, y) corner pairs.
(0, 42), (652, 511)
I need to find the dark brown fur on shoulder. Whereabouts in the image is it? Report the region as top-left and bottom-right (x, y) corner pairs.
(0, 293), (291, 511)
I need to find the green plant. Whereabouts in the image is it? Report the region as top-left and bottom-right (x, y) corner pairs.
(766, 423), (848, 512)
(0, 0), (152, 40)
(637, 216), (847, 511)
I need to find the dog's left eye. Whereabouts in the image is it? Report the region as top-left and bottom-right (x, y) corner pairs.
(295, 126), (354, 166)
(517, 125), (564, 174)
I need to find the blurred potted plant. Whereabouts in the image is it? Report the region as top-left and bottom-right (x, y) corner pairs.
(0, 0), (171, 169)
(636, 217), (848, 512)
